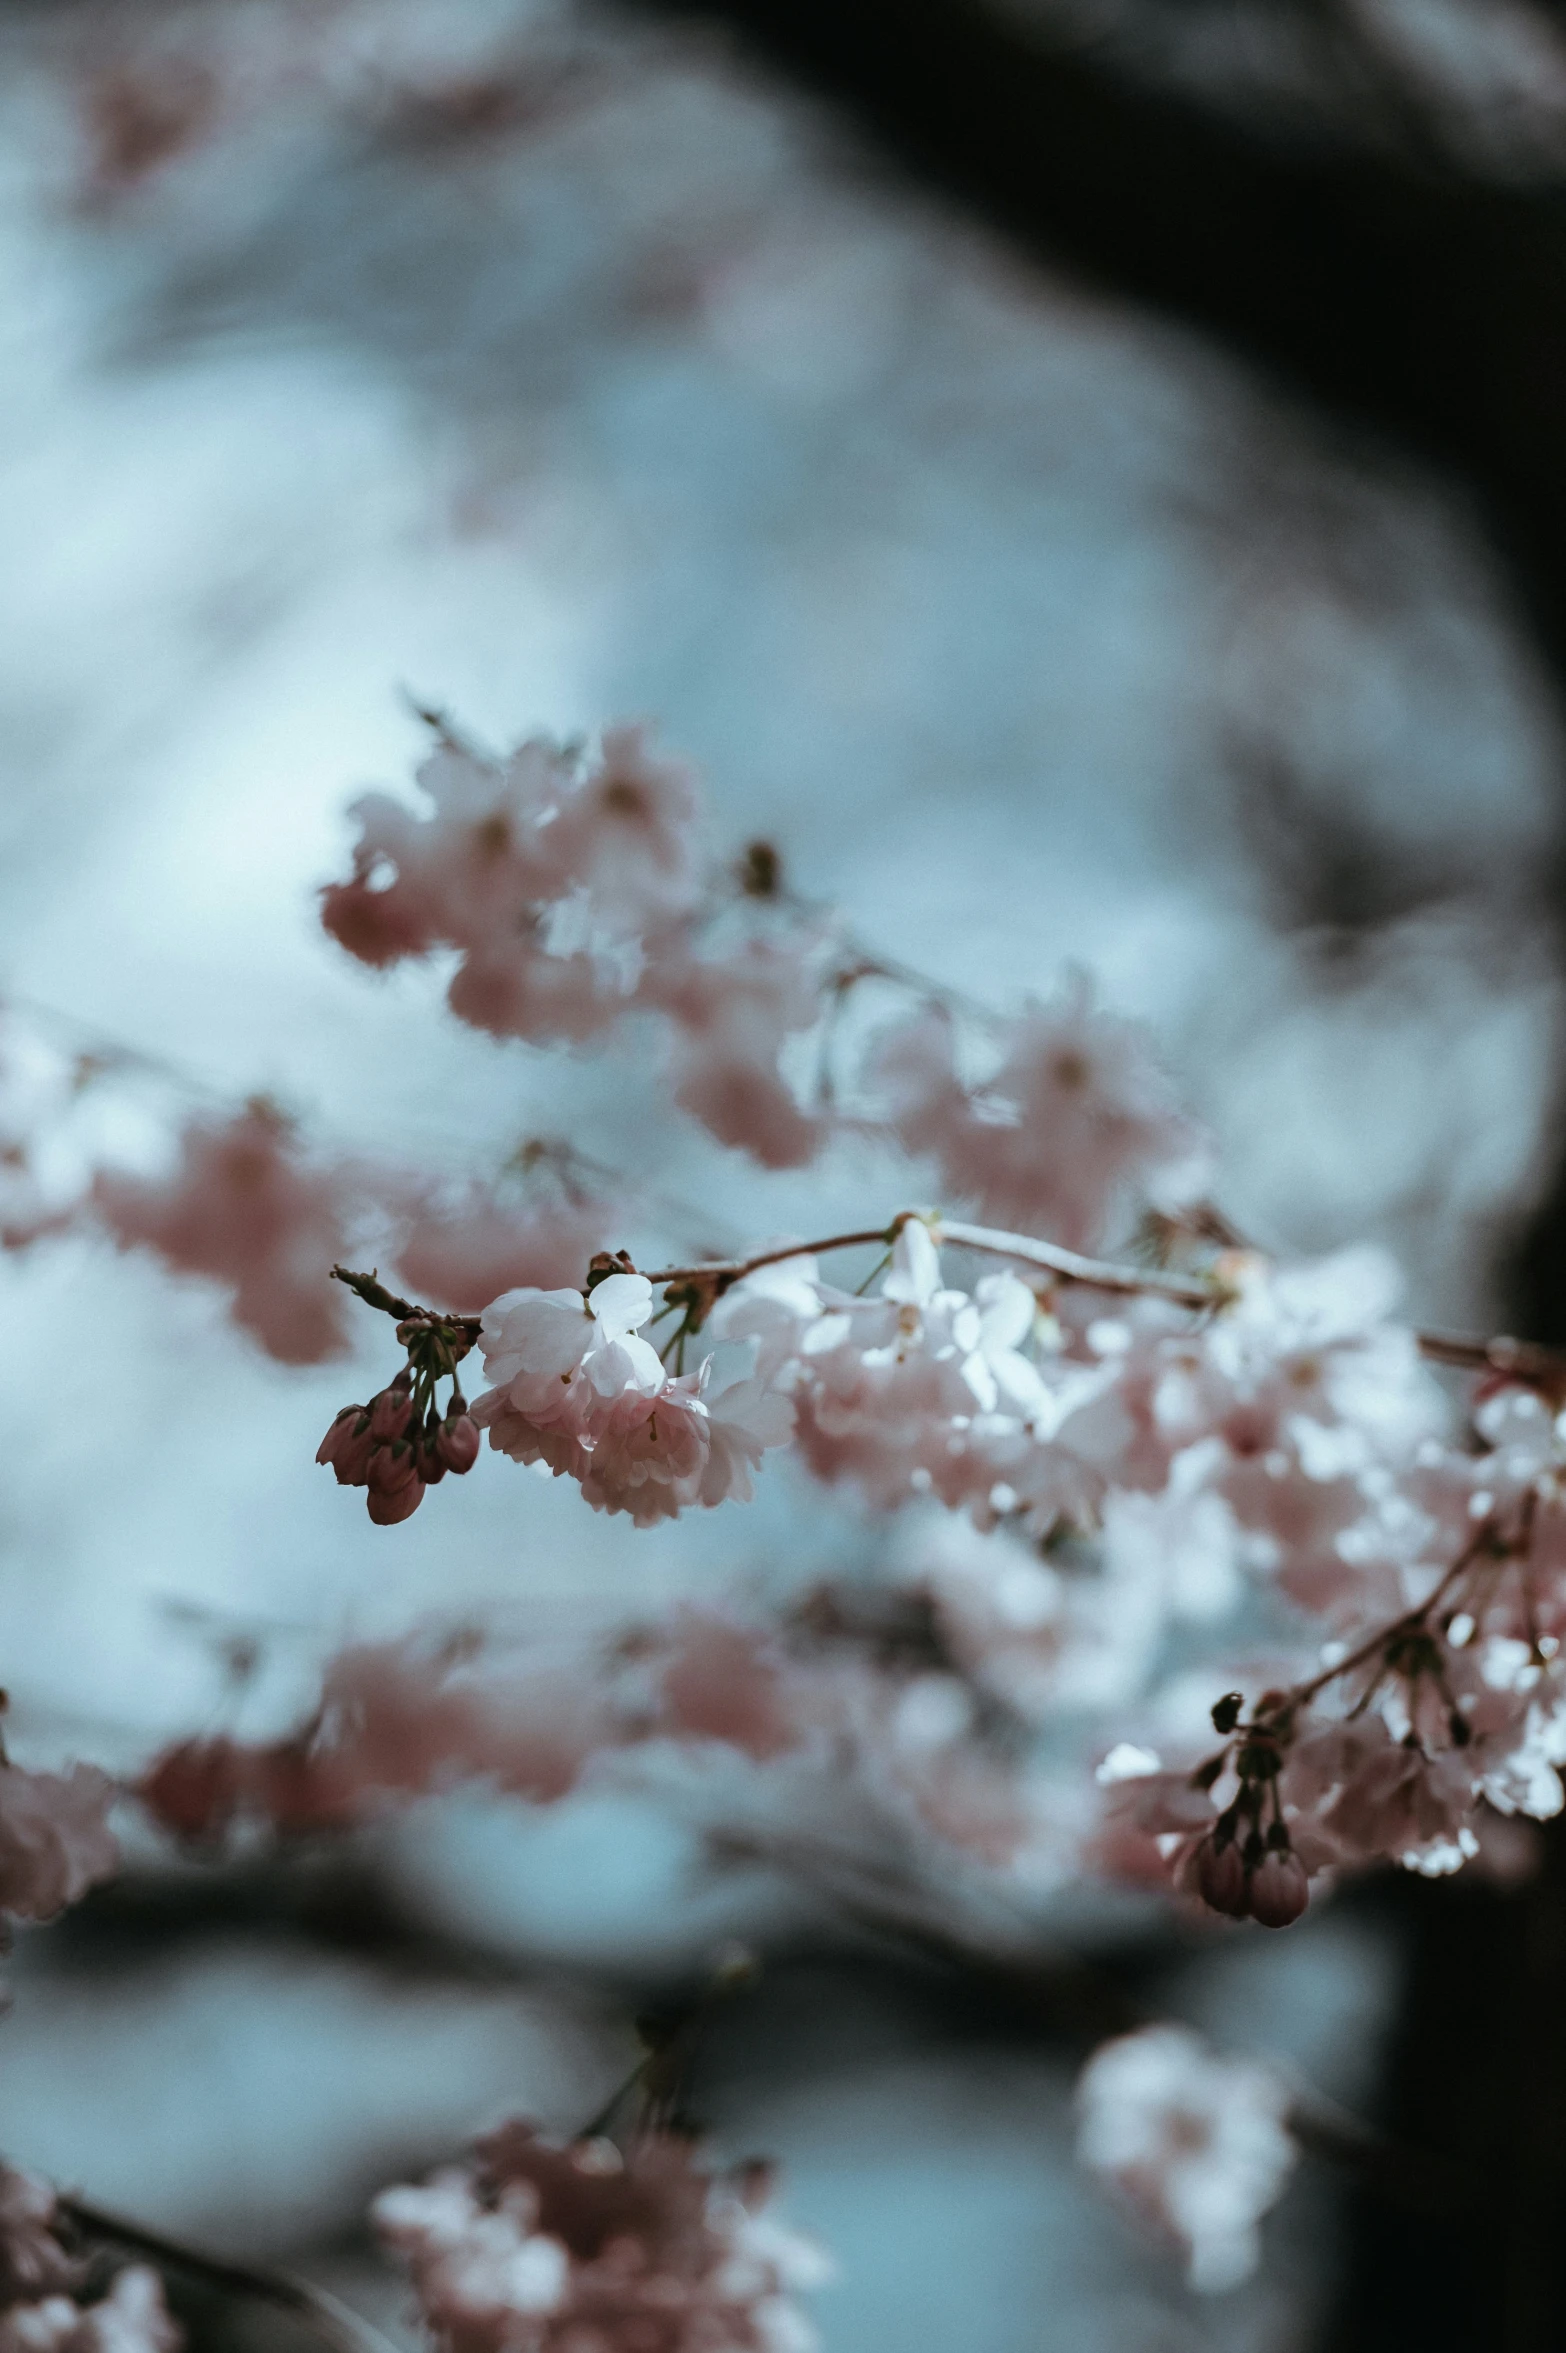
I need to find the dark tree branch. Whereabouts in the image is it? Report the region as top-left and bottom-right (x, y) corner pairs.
(620, 0), (1566, 668)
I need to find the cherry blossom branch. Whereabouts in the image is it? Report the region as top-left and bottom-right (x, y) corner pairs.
(646, 1211), (1225, 1312)
(1412, 1329), (1566, 1388)
(932, 1217), (1219, 1308)
(330, 1263), (480, 1342)
(1277, 1485), (1537, 1732)
(19, 844), (1566, 1389)
(19, 739), (1566, 1391)
(643, 1220), (915, 1302)
(1181, 1498), (1540, 1927)
(657, 1215), (1566, 1378)
(1276, 1521), (1505, 1720)
(337, 1216), (1566, 1396)
(59, 2195), (404, 2353)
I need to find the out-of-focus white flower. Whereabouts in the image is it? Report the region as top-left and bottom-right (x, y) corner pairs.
(1075, 2025), (1296, 2291)
(0, 2171), (77, 2313)
(0, 2270), (180, 2353)
(473, 1266), (796, 1524)
(1203, 1244), (1443, 1472)
(0, 2165), (176, 2353)
(1099, 1459), (1249, 1627)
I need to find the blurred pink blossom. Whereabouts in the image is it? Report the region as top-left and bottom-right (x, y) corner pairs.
(0, 2171), (78, 2311)
(322, 728), (701, 1045)
(870, 985), (1209, 1250)
(391, 1185), (607, 1314)
(374, 2120), (829, 2353)
(0, 1764), (117, 1923)
(94, 1102), (349, 1363)
(646, 940), (823, 1168)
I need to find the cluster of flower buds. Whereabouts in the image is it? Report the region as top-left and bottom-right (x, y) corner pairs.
(317, 1272), (481, 1523)
(318, 1374), (481, 1523)
(1186, 1694), (1310, 1930)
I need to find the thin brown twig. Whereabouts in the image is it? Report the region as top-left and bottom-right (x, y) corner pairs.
(1220, 1501), (1534, 1784)
(648, 1211), (1223, 1306)
(1413, 1329), (1566, 1385)
(331, 1263), (481, 1339)
(643, 1221), (910, 1291)
(1279, 1524), (1498, 1716)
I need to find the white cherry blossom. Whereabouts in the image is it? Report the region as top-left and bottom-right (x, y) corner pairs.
(1076, 2026), (1296, 2291)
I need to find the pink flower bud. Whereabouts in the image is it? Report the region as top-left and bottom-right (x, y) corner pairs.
(370, 1388), (414, 1443)
(1247, 1846), (1309, 1929)
(436, 1414), (480, 1474)
(368, 1442), (418, 1495)
(368, 1475), (425, 1526)
(138, 1736), (243, 1842)
(1194, 1831), (1250, 1920)
(415, 1438), (447, 1486)
(317, 1407), (374, 1485)
(251, 1739), (359, 1831)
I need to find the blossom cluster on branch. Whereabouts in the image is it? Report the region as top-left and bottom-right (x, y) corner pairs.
(0, 1757), (117, 1931)
(0, 1010), (617, 1362)
(39, 707), (1551, 1953)
(320, 718), (1208, 1212)
(0, 716), (1212, 1367)
(373, 2119), (830, 2353)
(11, 709), (1566, 2308)
(0, 2125), (828, 2353)
(0, 2169), (177, 2353)
(311, 1183), (1566, 1935)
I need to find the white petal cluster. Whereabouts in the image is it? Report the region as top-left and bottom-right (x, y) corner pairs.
(373, 2123), (829, 2353)
(0, 2167), (177, 2353)
(472, 1271), (789, 1525)
(1076, 2027), (1296, 2291)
